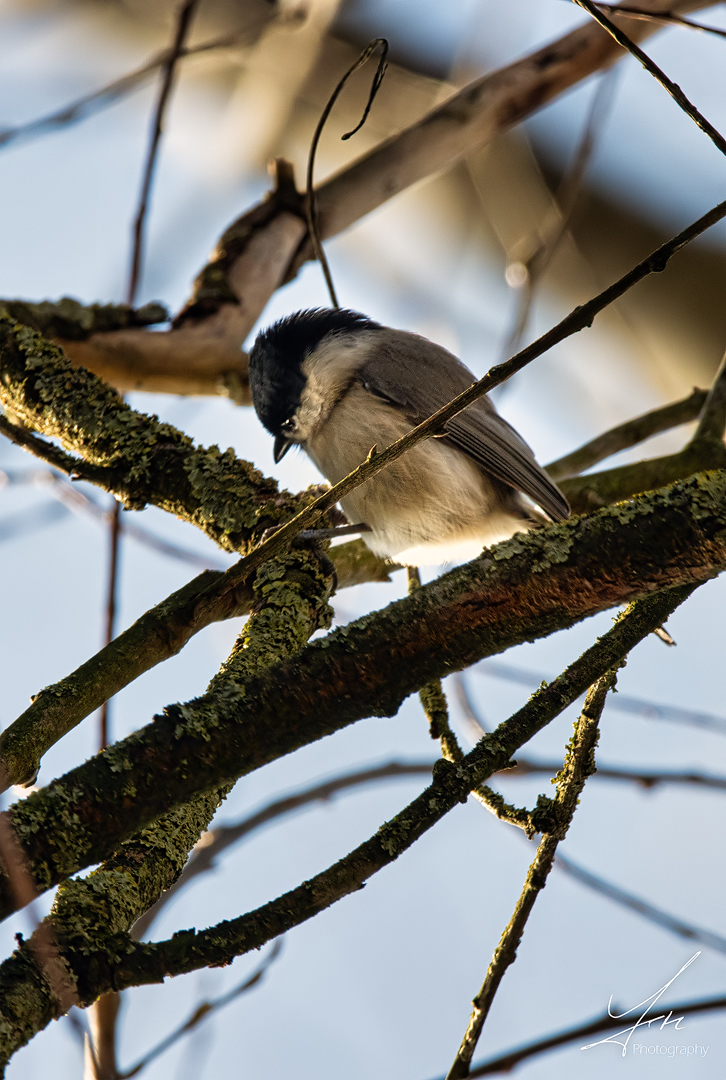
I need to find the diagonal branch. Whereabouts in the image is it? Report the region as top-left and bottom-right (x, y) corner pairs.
(446, 673), (613, 1079)
(56, 589), (693, 1008)
(573, 0), (726, 158)
(546, 387), (708, 479)
(0, 466), (721, 919)
(429, 993), (726, 1078)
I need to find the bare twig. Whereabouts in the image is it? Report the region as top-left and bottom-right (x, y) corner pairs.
(0, 26), (263, 154)
(573, 0), (726, 157)
(593, 2), (726, 37)
(446, 673), (613, 1079)
(546, 387), (708, 479)
(555, 852), (726, 954)
(426, 994), (726, 1078)
(691, 348), (726, 447)
(306, 39), (388, 307)
(476, 658), (726, 734)
(126, 0), (200, 306)
(117, 941), (283, 1079)
(502, 68), (619, 357)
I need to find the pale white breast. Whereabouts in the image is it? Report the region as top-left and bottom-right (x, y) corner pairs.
(304, 378), (531, 566)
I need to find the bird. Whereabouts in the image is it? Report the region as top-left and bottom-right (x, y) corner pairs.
(248, 308), (570, 566)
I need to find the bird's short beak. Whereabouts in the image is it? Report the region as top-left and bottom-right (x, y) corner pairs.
(273, 434), (293, 463)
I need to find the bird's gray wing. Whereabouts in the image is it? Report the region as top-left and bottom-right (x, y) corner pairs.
(358, 330), (570, 522)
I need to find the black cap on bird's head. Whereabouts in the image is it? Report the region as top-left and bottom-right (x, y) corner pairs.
(249, 308), (380, 462)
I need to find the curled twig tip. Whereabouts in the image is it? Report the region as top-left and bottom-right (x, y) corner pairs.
(306, 38), (389, 308)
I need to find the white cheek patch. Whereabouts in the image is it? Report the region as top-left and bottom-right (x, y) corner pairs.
(294, 377), (328, 442)
(295, 333), (377, 442)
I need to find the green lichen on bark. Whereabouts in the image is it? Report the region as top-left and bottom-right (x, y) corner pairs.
(0, 297), (168, 341)
(42, 586), (688, 1004)
(0, 312), (307, 550)
(1, 471), (725, 924)
(0, 541), (334, 1066)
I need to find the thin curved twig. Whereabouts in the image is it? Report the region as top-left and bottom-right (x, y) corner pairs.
(305, 38), (389, 307)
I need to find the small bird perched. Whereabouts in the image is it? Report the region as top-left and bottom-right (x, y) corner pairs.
(249, 309), (570, 566)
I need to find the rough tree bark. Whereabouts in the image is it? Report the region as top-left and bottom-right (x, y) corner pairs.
(0, 1), (725, 1072)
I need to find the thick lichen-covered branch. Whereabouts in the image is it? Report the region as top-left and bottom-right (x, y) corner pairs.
(0, 585), (688, 1037)
(0, 539), (335, 1068)
(0, 534), (396, 792)
(0, 313), (302, 549)
(446, 672), (613, 1080)
(0, 470), (722, 920)
(560, 417), (726, 513)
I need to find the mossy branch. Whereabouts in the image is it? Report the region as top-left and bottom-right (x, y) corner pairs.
(0, 467), (719, 921)
(446, 671), (614, 1079)
(0, 314), (300, 551)
(0, 535), (396, 792)
(0, 584), (688, 1059)
(408, 567), (544, 839)
(0, 539), (335, 1068)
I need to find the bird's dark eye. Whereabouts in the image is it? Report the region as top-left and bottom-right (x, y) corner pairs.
(281, 417), (296, 433)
